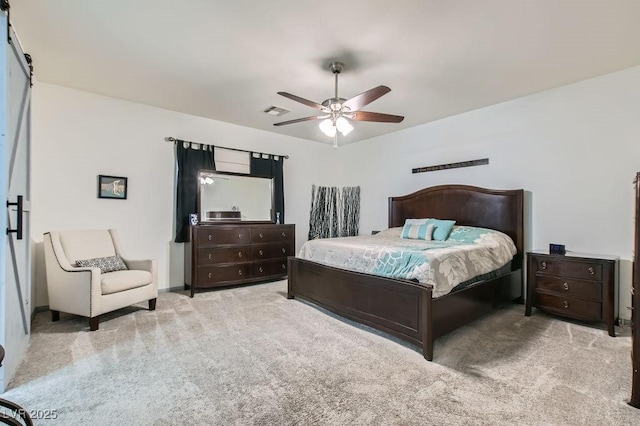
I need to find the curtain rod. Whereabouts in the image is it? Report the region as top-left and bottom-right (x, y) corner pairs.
(164, 136), (289, 159)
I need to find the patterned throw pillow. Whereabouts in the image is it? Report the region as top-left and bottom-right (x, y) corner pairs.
(76, 255), (128, 273)
(401, 223), (435, 240)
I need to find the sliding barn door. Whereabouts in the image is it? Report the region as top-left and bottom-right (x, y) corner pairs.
(631, 172), (640, 408)
(0, 10), (32, 391)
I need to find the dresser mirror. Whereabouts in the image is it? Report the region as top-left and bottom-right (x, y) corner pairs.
(198, 170), (274, 222)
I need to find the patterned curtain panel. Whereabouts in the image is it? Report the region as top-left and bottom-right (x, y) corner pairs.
(308, 185), (360, 240)
(340, 186), (360, 237)
(174, 142), (215, 243)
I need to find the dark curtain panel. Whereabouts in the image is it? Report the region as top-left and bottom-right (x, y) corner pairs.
(250, 154), (285, 223)
(175, 142), (215, 242)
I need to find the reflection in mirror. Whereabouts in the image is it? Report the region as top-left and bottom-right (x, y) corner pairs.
(198, 170), (274, 222)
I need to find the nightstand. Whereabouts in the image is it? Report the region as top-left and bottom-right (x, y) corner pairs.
(525, 250), (619, 336)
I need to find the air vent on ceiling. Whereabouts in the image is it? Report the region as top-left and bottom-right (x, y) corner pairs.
(262, 106), (290, 117)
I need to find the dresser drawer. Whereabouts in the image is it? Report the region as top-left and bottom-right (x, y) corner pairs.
(533, 257), (602, 281)
(252, 243), (292, 260)
(197, 246), (250, 265)
(251, 226), (293, 243)
(197, 264), (250, 284)
(252, 260), (288, 278)
(536, 292), (602, 321)
(196, 227), (251, 246)
(535, 276), (602, 301)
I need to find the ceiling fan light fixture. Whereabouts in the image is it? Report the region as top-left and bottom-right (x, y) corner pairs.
(335, 116), (353, 136)
(319, 119), (337, 137)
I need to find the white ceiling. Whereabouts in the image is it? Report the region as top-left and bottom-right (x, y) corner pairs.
(11, 1), (640, 145)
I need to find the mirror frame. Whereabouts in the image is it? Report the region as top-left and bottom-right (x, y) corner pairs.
(197, 169), (275, 224)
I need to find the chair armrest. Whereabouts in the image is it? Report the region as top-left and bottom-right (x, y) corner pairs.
(123, 259), (154, 272)
(44, 233), (103, 317)
(122, 258), (158, 292)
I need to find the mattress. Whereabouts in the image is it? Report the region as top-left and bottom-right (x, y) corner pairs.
(297, 225), (517, 298)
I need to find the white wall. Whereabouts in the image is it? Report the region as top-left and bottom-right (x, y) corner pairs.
(336, 65), (640, 320)
(31, 65), (640, 321)
(31, 83), (340, 306)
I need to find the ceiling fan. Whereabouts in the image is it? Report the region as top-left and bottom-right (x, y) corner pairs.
(273, 61), (404, 147)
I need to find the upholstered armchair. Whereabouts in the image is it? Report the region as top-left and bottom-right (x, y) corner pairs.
(43, 229), (158, 331)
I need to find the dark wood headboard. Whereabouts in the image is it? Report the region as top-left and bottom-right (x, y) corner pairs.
(388, 185), (524, 264)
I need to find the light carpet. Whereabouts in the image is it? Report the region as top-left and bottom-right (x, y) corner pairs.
(2, 280), (640, 425)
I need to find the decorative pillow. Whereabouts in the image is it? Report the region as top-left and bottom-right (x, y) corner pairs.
(401, 223), (434, 240)
(76, 255), (128, 274)
(403, 218), (457, 241)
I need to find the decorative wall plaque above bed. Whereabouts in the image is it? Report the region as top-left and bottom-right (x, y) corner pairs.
(412, 158), (489, 174)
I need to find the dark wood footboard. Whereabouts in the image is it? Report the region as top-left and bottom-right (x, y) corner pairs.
(288, 257), (436, 360)
(288, 257), (521, 361)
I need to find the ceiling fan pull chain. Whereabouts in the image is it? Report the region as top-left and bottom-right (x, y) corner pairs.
(333, 133), (338, 149)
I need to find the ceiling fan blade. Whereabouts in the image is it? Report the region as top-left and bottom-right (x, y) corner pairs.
(351, 111), (404, 123)
(277, 92), (327, 111)
(273, 115), (328, 126)
(342, 86), (391, 111)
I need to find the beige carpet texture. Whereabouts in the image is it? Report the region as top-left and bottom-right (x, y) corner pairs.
(3, 280), (640, 425)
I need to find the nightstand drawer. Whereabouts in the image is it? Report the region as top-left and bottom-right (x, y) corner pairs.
(536, 276), (602, 301)
(536, 292), (602, 321)
(533, 257), (602, 281)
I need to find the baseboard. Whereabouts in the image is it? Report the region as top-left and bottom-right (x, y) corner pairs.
(31, 305), (49, 322)
(619, 318), (632, 327)
(161, 285), (187, 293)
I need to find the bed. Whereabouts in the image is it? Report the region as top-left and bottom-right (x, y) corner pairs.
(287, 184), (524, 361)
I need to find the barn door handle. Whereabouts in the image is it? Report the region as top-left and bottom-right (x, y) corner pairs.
(6, 195), (23, 240)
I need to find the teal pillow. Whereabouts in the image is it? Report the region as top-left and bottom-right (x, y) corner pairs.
(425, 219), (456, 241)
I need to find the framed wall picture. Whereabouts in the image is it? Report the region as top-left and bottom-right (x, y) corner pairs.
(98, 175), (128, 199)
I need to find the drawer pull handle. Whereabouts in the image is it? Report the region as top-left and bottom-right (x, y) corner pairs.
(281, 248), (286, 253)
(282, 232), (286, 237)
(588, 267), (595, 275)
(238, 269), (243, 276)
(208, 235), (212, 241)
(563, 282), (569, 291)
(259, 233), (264, 239)
(541, 261), (547, 269)
(238, 251), (243, 258)
(563, 300), (569, 309)
(238, 234), (243, 239)
(208, 272), (212, 279)
(259, 267), (264, 273)
(259, 250), (264, 256)
(282, 264), (286, 269)
(208, 253), (212, 260)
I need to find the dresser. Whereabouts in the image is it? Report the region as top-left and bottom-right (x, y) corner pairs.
(525, 250), (619, 336)
(185, 223), (295, 297)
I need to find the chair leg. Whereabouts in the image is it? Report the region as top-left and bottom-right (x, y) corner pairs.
(149, 298), (157, 311)
(89, 316), (100, 331)
(51, 310), (60, 322)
